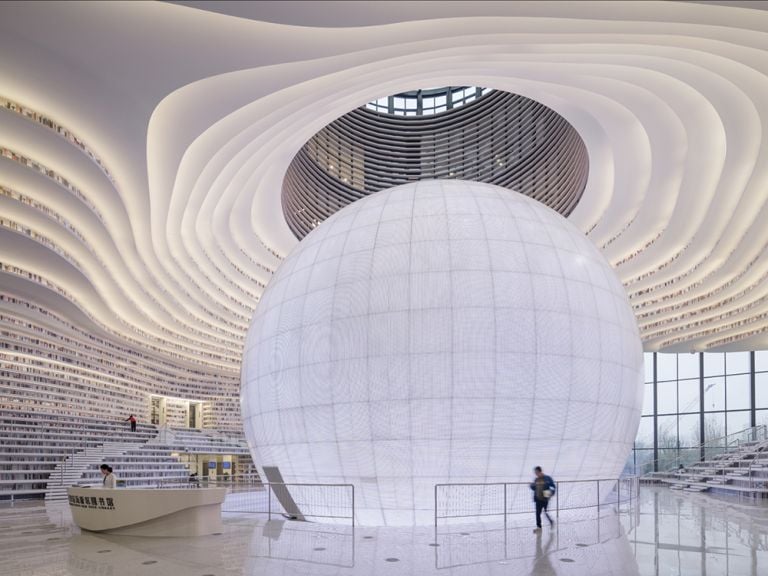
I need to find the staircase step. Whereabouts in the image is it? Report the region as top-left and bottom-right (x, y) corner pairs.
(3, 412), (256, 500)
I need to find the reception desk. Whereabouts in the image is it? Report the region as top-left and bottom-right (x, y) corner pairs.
(67, 486), (227, 537)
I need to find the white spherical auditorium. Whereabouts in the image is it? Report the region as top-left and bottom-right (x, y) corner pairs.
(241, 180), (644, 526)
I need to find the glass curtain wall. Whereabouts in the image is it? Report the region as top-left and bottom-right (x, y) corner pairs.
(631, 351), (768, 474)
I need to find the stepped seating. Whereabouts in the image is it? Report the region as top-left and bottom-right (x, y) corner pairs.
(47, 436), (256, 500)
(1, 410), (257, 500)
(45, 441), (144, 501)
(77, 447), (190, 489)
(656, 439), (768, 496)
(0, 410), (156, 499)
(149, 427), (252, 455)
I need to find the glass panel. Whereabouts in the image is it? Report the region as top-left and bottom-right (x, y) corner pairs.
(434, 95), (447, 106)
(725, 351), (750, 374)
(642, 383), (654, 416)
(657, 353), (676, 381)
(678, 353), (699, 379)
(633, 449), (654, 476)
(704, 413), (726, 459)
(678, 378), (700, 414)
(757, 372), (768, 409)
(726, 374), (750, 410)
(635, 416), (654, 449)
(704, 413), (725, 441)
(678, 447), (700, 468)
(434, 106), (447, 114)
(756, 351), (768, 372)
(726, 410), (751, 436)
(703, 377), (725, 411)
(644, 353), (654, 383)
(657, 415), (678, 449)
(757, 409), (768, 428)
(703, 352), (725, 376)
(405, 98), (417, 110)
(678, 414), (700, 447)
(657, 380), (677, 414)
(658, 447), (678, 472)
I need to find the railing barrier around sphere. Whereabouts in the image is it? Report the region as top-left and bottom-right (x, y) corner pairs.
(434, 476), (639, 527)
(222, 481), (355, 526)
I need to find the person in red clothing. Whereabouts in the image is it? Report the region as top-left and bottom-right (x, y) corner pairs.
(124, 414), (137, 432)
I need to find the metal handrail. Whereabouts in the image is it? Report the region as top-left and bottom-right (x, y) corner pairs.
(649, 436), (768, 490)
(746, 457), (767, 490)
(637, 425), (767, 477)
(232, 480), (354, 525)
(434, 476), (639, 527)
(145, 476), (355, 525)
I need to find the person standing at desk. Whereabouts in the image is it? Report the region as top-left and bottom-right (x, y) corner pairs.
(100, 464), (117, 488)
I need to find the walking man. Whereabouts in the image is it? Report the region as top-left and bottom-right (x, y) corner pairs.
(530, 466), (556, 532)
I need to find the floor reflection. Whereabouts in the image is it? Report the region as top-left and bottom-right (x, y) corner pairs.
(0, 487), (766, 576)
(433, 512), (639, 575)
(246, 519), (354, 567)
(625, 488), (768, 576)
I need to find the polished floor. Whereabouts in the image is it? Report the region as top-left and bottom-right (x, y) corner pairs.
(1, 487), (766, 576)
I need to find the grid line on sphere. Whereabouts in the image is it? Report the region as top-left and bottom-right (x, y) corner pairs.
(405, 185), (419, 522)
(474, 188), (497, 484)
(511, 188), (540, 487)
(365, 188), (397, 514)
(442, 186), (458, 488)
(306, 234), (342, 482)
(334, 204), (371, 488)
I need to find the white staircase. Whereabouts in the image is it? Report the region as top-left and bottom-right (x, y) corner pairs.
(653, 437), (768, 497)
(1, 409), (257, 500)
(45, 442), (142, 501)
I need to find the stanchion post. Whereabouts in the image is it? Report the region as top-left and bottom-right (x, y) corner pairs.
(503, 483), (508, 531)
(503, 483), (508, 560)
(634, 476), (638, 505)
(597, 480), (600, 516)
(267, 483), (271, 520)
(434, 484), (438, 529)
(351, 484), (355, 527)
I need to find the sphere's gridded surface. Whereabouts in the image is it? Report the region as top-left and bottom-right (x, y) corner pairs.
(241, 180), (644, 526)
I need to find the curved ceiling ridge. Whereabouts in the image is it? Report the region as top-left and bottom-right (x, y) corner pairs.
(1, 0), (768, 364)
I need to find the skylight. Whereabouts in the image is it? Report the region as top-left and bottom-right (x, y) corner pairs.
(365, 86), (493, 117)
